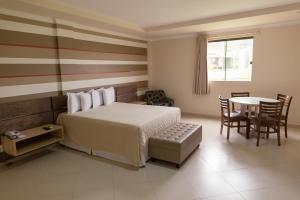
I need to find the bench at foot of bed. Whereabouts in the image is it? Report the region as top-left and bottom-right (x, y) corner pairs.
(149, 122), (202, 168)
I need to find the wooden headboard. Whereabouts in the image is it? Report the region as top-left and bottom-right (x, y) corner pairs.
(0, 84), (138, 135)
(0, 98), (54, 134)
(115, 84), (137, 102)
(51, 83), (138, 114)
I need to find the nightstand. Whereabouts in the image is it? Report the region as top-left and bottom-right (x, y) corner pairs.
(1, 124), (64, 157)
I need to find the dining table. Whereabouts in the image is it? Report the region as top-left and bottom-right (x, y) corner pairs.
(229, 97), (280, 117)
(229, 97), (280, 138)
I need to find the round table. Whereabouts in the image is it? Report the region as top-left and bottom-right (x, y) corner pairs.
(229, 97), (280, 117)
(229, 97), (280, 139)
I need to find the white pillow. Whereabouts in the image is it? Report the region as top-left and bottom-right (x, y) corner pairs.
(103, 87), (115, 105)
(67, 92), (83, 113)
(80, 92), (92, 111)
(89, 89), (100, 108)
(96, 88), (105, 106)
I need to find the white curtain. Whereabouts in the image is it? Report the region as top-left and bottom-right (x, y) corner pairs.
(193, 34), (209, 95)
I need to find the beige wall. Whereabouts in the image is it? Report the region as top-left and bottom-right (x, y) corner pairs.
(149, 25), (300, 125)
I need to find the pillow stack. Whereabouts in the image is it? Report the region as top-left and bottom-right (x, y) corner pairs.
(80, 92), (92, 111)
(90, 88), (104, 108)
(103, 87), (115, 105)
(67, 92), (83, 113)
(67, 87), (115, 113)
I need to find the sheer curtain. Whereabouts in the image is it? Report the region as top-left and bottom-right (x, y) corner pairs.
(193, 34), (209, 95)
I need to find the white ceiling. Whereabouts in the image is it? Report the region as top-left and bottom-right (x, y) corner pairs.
(55, 0), (300, 28)
(15, 0), (299, 39)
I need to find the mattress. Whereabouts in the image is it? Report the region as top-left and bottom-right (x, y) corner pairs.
(57, 102), (181, 167)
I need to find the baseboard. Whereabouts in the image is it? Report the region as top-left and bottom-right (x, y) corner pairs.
(290, 124), (300, 128)
(182, 112), (300, 128)
(182, 112), (219, 120)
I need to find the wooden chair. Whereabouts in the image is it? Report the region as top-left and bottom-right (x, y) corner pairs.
(251, 101), (283, 146)
(231, 92), (250, 133)
(219, 96), (250, 140)
(231, 92), (250, 112)
(277, 94), (293, 138)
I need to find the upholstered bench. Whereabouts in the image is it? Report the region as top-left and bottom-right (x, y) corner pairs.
(149, 122), (202, 168)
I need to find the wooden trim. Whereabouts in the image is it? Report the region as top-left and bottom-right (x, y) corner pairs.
(181, 112), (219, 119)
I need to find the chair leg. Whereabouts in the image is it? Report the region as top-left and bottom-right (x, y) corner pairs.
(227, 124), (230, 140)
(266, 125), (270, 139)
(277, 127), (281, 146)
(237, 121), (240, 133)
(220, 122), (223, 135)
(284, 120), (288, 138)
(256, 125), (261, 147)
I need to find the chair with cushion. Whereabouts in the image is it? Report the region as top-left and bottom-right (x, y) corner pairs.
(219, 96), (250, 140)
(251, 101), (283, 146)
(277, 94), (293, 138)
(231, 92), (250, 133)
(144, 90), (174, 106)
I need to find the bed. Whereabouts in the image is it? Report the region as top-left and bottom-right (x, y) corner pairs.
(57, 102), (181, 167)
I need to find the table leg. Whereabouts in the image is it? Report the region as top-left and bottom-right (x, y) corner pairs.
(241, 104), (247, 116)
(246, 120), (250, 139)
(241, 105), (251, 139)
(246, 105), (255, 138)
(248, 105), (253, 118)
(255, 106), (259, 117)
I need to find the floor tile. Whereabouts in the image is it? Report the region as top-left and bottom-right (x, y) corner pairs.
(1, 114), (300, 200)
(150, 173), (196, 200)
(200, 193), (245, 200)
(115, 182), (157, 200)
(240, 181), (300, 200)
(186, 170), (236, 198)
(113, 164), (147, 185)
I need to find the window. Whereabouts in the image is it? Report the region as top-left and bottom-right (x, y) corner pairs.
(207, 37), (253, 81)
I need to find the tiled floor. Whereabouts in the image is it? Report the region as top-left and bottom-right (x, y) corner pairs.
(1, 114), (300, 200)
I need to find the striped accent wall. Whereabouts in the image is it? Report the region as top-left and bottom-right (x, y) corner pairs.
(0, 9), (148, 103)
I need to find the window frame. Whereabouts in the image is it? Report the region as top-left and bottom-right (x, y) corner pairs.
(207, 36), (254, 82)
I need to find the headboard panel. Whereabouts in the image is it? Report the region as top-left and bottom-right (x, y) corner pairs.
(0, 84), (139, 134)
(0, 98), (53, 133)
(51, 95), (67, 121)
(50, 84), (138, 120)
(116, 84), (137, 103)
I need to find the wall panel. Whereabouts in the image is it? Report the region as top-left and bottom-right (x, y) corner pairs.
(0, 9), (149, 102)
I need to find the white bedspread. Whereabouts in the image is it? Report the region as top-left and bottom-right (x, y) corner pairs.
(57, 102), (181, 166)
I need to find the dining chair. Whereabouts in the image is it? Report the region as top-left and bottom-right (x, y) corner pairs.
(231, 92), (250, 112)
(251, 101), (283, 146)
(231, 92), (250, 133)
(277, 94), (293, 138)
(219, 96), (250, 140)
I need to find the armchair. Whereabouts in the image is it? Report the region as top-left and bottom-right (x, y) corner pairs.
(144, 90), (174, 106)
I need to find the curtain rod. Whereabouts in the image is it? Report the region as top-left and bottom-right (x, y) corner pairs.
(207, 30), (260, 42)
